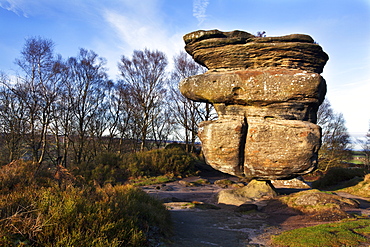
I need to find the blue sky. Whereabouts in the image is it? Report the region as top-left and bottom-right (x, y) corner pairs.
(0, 0), (369, 144)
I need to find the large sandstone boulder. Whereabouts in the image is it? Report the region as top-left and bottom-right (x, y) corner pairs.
(243, 118), (321, 179)
(180, 29), (328, 180)
(198, 116), (246, 177)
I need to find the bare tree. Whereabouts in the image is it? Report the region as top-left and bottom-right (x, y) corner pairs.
(360, 124), (370, 168)
(0, 73), (27, 163)
(317, 99), (352, 171)
(104, 80), (120, 151)
(67, 48), (109, 164)
(317, 98), (334, 127)
(118, 49), (168, 151)
(115, 82), (137, 152)
(13, 37), (62, 165)
(49, 59), (74, 167)
(151, 105), (174, 149)
(169, 51), (215, 152)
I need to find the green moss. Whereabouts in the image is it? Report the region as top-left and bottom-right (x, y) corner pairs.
(129, 175), (176, 186)
(271, 219), (370, 247)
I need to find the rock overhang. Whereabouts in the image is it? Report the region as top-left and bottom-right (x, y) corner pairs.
(183, 29), (329, 74)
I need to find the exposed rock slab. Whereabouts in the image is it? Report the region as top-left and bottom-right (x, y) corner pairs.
(277, 189), (359, 221)
(218, 180), (277, 206)
(184, 30), (328, 73)
(271, 178), (311, 189)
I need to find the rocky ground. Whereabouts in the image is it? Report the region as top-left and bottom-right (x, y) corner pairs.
(142, 170), (370, 247)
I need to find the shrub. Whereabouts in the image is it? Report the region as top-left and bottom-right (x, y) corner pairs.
(0, 160), (53, 193)
(73, 152), (129, 186)
(121, 148), (198, 178)
(73, 148), (199, 185)
(0, 159), (172, 246)
(312, 167), (368, 189)
(0, 185), (171, 246)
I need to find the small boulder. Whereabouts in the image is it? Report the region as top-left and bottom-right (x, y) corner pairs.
(214, 179), (235, 188)
(271, 177), (311, 189)
(218, 180), (277, 206)
(178, 180), (192, 187)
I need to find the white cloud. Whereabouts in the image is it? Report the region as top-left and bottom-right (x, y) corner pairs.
(0, 0), (82, 18)
(101, 3), (185, 68)
(0, 0), (29, 17)
(193, 0), (209, 25)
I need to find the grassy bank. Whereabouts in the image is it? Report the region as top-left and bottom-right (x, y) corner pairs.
(271, 219), (370, 247)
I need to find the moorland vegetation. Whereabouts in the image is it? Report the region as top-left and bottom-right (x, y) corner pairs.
(1, 36), (369, 246)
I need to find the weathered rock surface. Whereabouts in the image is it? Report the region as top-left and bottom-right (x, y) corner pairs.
(218, 180), (277, 206)
(180, 29), (328, 180)
(184, 30), (328, 73)
(271, 177), (311, 189)
(198, 117), (246, 177)
(278, 189), (359, 221)
(243, 118), (321, 180)
(180, 69), (326, 107)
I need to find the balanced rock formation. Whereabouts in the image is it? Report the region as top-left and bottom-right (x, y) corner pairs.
(180, 30), (329, 180)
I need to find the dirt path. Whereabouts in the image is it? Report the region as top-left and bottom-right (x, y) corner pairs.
(142, 174), (370, 247)
(144, 181), (271, 246)
(168, 208), (267, 246)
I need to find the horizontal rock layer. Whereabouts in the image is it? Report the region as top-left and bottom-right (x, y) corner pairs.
(180, 69), (326, 106)
(184, 30), (329, 73)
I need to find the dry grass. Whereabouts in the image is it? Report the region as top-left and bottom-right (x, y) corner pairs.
(339, 174), (370, 198)
(0, 160), (172, 247)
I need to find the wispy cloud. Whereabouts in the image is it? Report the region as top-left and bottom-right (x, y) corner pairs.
(193, 0), (209, 25)
(0, 0), (82, 18)
(0, 0), (29, 17)
(102, 1), (184, 62)
(0, 0), (187, 77)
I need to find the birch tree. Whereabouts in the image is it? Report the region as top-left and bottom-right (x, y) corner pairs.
(118, 49), (168, 151)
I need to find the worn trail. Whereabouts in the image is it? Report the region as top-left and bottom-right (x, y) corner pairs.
(143, 174), (370, 247)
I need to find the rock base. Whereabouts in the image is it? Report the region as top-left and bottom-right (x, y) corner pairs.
(271, 177), (311, 189)
(218, 180), (277, 206)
